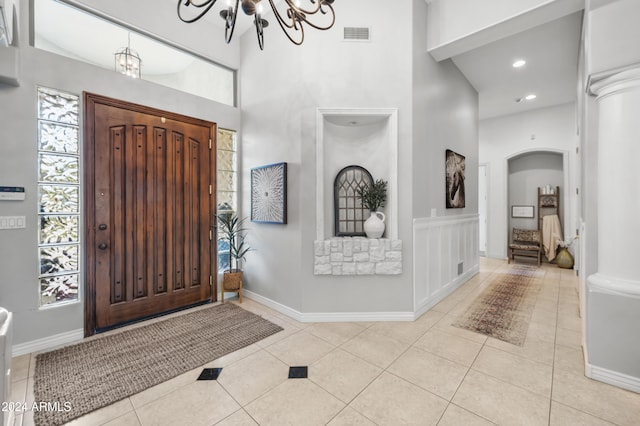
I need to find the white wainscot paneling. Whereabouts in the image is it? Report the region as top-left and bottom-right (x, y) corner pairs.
(413, 214), (479, 317)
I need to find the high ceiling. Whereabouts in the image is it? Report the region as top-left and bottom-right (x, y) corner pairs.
(451, 11), (583, 120)
(35, 1), (583, 121)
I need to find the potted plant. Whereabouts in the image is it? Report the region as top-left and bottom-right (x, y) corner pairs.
(216, 210), (252, 302)
(356, 179), (388, 238)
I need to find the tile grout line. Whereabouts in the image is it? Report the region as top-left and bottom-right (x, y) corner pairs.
(437, 262), (557, 425)
(321, 317), (443, 425)
(547, 273), (561, 425)
(434, 259), (506, 425)
(441, 326), (491, 425)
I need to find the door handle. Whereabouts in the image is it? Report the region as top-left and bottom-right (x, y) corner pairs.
(98, 243), (108, 250)
(98, 224), (107, 230)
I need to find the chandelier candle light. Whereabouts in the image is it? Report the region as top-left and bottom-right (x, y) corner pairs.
(177, 0), (336, 50)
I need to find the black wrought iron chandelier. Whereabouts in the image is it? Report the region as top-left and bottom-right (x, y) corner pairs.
(177, 0), (336, 50)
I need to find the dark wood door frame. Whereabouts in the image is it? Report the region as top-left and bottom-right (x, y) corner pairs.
(83, 92), (217, 337)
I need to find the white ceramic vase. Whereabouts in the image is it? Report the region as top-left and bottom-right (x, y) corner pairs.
(364, 211), (386, 239)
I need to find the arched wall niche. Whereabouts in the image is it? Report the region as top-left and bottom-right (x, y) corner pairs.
(316, 108), (398, 241)
(504, 148), (570, 252)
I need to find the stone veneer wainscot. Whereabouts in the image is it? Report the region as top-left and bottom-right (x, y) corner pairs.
(314, 237), (402, 276)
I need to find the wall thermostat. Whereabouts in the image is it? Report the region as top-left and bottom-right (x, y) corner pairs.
(0, 186), (25, 201)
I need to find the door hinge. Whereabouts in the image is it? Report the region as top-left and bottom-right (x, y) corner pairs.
(209, 139), (212, 150)
(209, 184), (212, 195)
(209, 275), (213, 287)
(209, 229), (213, 241)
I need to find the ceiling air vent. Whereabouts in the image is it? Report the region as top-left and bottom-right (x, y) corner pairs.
(343, 27), (370, 42)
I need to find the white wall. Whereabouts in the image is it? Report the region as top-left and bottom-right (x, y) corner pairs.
(479, 103), (578, 259)
(413, 0), (479, 314)
(145, 58), (235, 106)
(587, 0), (640, 77)
(239, 0), (414, 315)
(0, 0), (240, 346)
(239, 0), (479, 317)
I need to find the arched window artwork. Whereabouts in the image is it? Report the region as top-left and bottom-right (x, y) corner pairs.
(334, 165), (373, 236)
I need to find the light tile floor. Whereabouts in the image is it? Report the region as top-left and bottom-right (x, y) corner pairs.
(9, 258), (640, 425)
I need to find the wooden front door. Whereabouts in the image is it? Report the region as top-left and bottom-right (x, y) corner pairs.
(84, 93), (216, 335)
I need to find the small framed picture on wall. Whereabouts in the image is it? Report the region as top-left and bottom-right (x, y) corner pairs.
(511, 205), (535, 218)
(445, 149), (466, 208)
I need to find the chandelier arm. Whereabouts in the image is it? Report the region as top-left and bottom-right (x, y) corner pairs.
(224, 0), (240, 44)
(268, 0), (335, 40)
(295, 5), (335, 31)
(267, 0), (304, 45)
(283, 0), (330, 17)
(266, 0), (295, 30)
(177, 0), (218, 23)
(255, 16), (266, 50)
(291, 0), (335, 31)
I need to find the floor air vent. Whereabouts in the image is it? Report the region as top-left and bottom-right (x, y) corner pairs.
(343, 27), (370, 42)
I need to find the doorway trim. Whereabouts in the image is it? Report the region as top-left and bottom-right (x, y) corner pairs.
(83, 92), (217, 337)
(503, 148), (570, 258)
(478, 162), (489, 256)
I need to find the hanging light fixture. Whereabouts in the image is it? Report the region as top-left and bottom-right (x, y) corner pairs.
(177, 0), (336, 51)
(114, 33), (142, 78)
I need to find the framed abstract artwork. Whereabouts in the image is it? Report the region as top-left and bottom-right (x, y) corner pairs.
(445, 149), (466, 209)
(251, 162), (287, 224)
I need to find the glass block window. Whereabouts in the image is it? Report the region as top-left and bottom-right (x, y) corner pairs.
(216, 128), (237, 272)
(334, 165), (373, 236)
(37, 87), (80, 307)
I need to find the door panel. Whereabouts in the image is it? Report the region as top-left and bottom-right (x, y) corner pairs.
(84, 94), (216, 334)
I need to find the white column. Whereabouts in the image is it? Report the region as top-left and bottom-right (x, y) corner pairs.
(586, 67), (640, 392)
(589, 68), (640, 285)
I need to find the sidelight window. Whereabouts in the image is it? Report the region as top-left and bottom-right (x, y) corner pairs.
(216, 128), (237, 272)
(37, 87), (81, 307)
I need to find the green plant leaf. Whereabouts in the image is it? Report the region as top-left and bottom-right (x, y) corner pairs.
(356, 178), (388, 211)
(215, 212), (253, 271)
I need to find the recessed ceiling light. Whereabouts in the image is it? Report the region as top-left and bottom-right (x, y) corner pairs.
(512, 59), (527, 68)
(515, 94), (537, 103)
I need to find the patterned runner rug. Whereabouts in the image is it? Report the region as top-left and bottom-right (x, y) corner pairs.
(453, 265), (543, 346)
(34, 303), (282, 426)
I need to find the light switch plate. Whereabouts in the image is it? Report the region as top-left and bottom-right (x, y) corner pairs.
(0, 216), (26, 229)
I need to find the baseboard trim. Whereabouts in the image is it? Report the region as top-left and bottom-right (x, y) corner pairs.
(302, 311), (415, 322)
(242, 290), (304, 322)
(243, 289), (415, 322)
(587, 363), (640, 394)
(12, 328), (84, 357)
